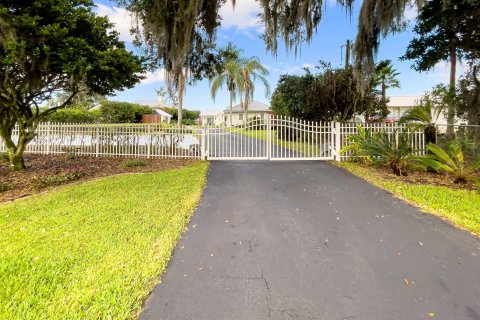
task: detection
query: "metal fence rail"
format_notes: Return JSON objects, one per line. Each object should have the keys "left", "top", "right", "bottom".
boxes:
{"left": 0, "top": 123, "right": 204, "bottom": 159}
{"left": 0, "top": 119, "right": 433, "bottom": 161}
{"left": 338, "top": 122, "right": 426, "bottom": 161}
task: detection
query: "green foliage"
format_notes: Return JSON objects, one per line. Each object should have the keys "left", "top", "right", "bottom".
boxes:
{"left": 44, "top": 107, "right": 101, "bottom": 123}
{"left": 0, "top": 152, "right": 8, "bottom": 162}
{"left": 402, "top": 0, "right": 479, "bottom": 72}
{"left": 271, "top": 63, "right": 388, "bottom": 122}
{"left": 0, "top": 162, "right": 208, "bottom": 319}
{"left": 340, "top": 125, "right": 374, "bottom": 164}
{"left": 0, "top": 0, "right": 145, "bottom": 170}
{"left": 31, "top": 171, "right": 86, "bottom": 189}
{"left": 415, "top": 142, "right": 480, "bottom": 184}
{"left": 0, "top": 182, "right": 11, "bottom": 193}
{"left": 99, "top": 101, "right": 154, "bottom": 123}
{"left": 122, "top": 159, "right": 146, "bottom": 168}
{"left": 373, "top": 59, "right": 400, "bottom": 99}
{"left": 160, "top": 107, "right": 200, "bottom": 125}
{"left": 343, "top": 127, "right": 416, "bottom": 176}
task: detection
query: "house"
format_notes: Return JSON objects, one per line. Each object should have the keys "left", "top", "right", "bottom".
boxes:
{"left": 199, "top": 109, "right": 223, "bottom": 126}
{"left": 387, "top": 95, "right": 457, "bottom": 126}
{"left": 387, "top": 96, "right": 422, "bottom": 119}
{"left": 219, "top": 100, "right": 273, "bottom": 126}
{"left": 133, "top": 96, "right": 173, "bottom": 123}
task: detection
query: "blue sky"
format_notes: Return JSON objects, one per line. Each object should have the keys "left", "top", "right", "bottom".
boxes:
{"left": 94, "top": 0, "right": 463, "bottom": 113}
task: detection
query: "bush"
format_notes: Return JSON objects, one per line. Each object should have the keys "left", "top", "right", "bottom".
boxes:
{"left": 0, "top": 182, "right": 11, "bottom": 193}
{"left": 160, "top": 107, "right": 200, "bottom": 125}
{"left": 31, "top": 171, "right": 86, "bottom": 189}
{"left": 99, "top": 101, "right": 155, "bottom": 123}
{"left": 122, "top": 159, "right": 146, "bottom": 168}
{"left": 343, "top": 127, "right": 416, "bottom": 176}
{"left": 415, "top": 142, "right": 480, "bottom": 184}
{"left": 44, "top": 107, "right": 101, "bottom": 123}
{"left": 1, "top": 152, "right": 8, "bottom": 162}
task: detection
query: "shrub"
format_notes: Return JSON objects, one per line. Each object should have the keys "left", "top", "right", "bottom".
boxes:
{"left": 1, "top": 152, "right": 8, "bottom": 162}
{"left": 0, "top": 182, "right": 12, "bottom": 193}
{"left": 414, "top": 142, "right": 480, "bottom": 184}
{"left": 122, "top": 159, "right": 146, "bottom": 168}
{"left": 366, "top": 132, "right": 415, "bottom": 176}
{"left": 99, "top": 101, "right": 155, "bottom": 123}
{"left": 340, "top": 125, "right": 374, "bottom": 164}
{"left": 343, "top": 128, "right": 416, "bottom": 176}
{"left": 44, "top": 107, "right": 101, "bottom": 123}
{"left": 31, "top": 171, "right": 86, "bottom": 189}
{"left": 160, "top": 107, "right": 200, "bottom": 124}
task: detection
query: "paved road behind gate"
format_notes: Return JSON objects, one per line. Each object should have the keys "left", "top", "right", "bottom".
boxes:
{"left": 141, "top": 161, "right": 480, "bottom": 320}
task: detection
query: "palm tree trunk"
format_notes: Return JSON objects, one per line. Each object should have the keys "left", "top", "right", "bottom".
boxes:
{"left": 382, "top": 80, "right": 386, "bottom": 100}
{"left": 177, "top": 74, "right": 184, "bottom": 128}
{"left": 243, "top": 92, "right": 248, "bottom": 125}
{"left": 229, "top": 91, "right": 233, "bottom": 127}
{"left": 446, "top": 45, "right": 456, "bottom": 136}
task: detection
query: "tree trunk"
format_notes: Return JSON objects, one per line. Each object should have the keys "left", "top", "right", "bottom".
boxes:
{"left": 243, "top": 93, "right": 248, "bottom": 125}
{"left": 229, "top": 91, "right": 233, "bottom": 127}
{"left": 424, "top": 125, "right": 437, "bottom": 145}
{"left": 0, "top": 122, "right": 32, "bottom": 171}
{"left": 446, "top": 45, "right": 456, "bottom": 136}
{"left": 382, "top": 80, "right": 386, "bottom": 100}
{"left": 177, "top": 73, "right": 184, "bottom": 127}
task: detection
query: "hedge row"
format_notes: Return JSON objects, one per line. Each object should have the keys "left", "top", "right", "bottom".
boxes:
{"left": 44, "top": 101, "right": 155, "bottom": 124}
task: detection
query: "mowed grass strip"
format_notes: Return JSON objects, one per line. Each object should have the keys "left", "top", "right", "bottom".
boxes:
{"left": 0, "top": 162, "right": 209, "bottom": 319}
{"left": 338, "top": 162, "right": 480, "bottom": 236}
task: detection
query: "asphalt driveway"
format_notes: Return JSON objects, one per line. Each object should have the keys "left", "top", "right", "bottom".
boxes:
{"left": 140, "top": 161, "right": 480, "bottom": 320}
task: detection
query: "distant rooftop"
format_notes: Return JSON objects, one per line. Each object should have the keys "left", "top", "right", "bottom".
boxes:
{"left": 227, "top": 100, "right": 271, "bottom": 113}
{"left": 387, "top": 96, "right": 422, "bottom": 107}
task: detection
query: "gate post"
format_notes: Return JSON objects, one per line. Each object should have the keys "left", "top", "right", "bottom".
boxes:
{"left": 267, "top": 113, "right": 271, "bottom": 160}
{"left": 201, "top": 123, "right": 207, "bottom": 160}
{"left": 333, "top": 122, "right": 341, "bottom": 161}
{"left": 46, "top": 121, "right": 51, "bottom": 155}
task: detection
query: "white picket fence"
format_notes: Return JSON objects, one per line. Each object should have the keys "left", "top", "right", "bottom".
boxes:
{"left": 0, "top": 120, "right": 426, "bottom": 161}
{"left": 0, "top": 123, "right": 205, "bottom": 159}
{"left": 338, "top": 122, "right": 426, "bottom": 161}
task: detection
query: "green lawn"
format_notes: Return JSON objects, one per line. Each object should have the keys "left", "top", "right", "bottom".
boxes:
{"left": 0, "top": 162, "right": 208, "bottom": 319}
{"left": 338, "top": 162, "right": 480, "bottom": 236}
{"left": 227, "top": 128, "right": 324, "bottom": 157}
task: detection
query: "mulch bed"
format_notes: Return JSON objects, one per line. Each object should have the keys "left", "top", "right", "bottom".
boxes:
{"left": 0, "top": 153, "right": 197, "bottom": 203}
{"left": 366, "top": 164, "right": 479, "bottom": 191}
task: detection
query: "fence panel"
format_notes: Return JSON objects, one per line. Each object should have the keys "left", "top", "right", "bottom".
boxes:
{"left": 0, "top": 122, "right": 203, "bottom": 159}
{"left": 338, "top": 122, "right": 426, "bottom": 161}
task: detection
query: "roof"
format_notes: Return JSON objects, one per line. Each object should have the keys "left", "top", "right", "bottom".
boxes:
{"left": 227, "top": 100, "right": 271, "bottom": 113}
{"left": 201, "top": 109, "right": 222, "bottom": 117}
{"left": 154, "top": 109, "right": 172, "bottom": 118}
{"left": 387, "top": 96, "right": 422, "bottom": 107}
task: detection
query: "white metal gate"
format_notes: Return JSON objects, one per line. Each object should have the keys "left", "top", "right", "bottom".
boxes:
{"left": 206, "top": 115, "right": 335, "bottom": 161}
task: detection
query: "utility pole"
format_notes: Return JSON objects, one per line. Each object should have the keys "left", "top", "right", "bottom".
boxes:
{"left": 345, "top": 39, "right": 351, "bottom": 69}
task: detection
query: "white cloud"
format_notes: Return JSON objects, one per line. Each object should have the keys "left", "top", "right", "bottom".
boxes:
{"left": 425, "top": 61, "right": 466, "bottom": 82}
{"left": 95, "top": 3, "right": 136, "bottom": 43}
{"left": 404, "top": 4, "right": 418, "bottom": 21}
{"left": 140, "top": 70, "right": 166, "bottom": 85}
{"left": 219, "top": 0, "right": 262, "bottom": 32}
{"left": 279, "top": 63, "right": 315, "bottom": 74}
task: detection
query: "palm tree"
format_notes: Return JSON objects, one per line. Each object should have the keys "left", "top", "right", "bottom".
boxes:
{"left": 400, "top": 97, "right": 444, "bottom": 145}
{"left": 210, "top": 45, "right": 243, "bottom": 127}
{"left": 238, "top": 57, "right": 271, "bottom": 123}
{"left": 374, "top": 60, "right": 401, "bottom": 100}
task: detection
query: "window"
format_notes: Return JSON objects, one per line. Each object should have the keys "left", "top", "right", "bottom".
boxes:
{"left": 239, "top": 114, "right": 243, "bottom": 120}
{"left": 261, "top": 113, "right": 264, "bottom": 119}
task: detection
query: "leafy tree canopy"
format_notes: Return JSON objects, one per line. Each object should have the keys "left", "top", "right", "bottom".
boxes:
{"left": 121, "top": 0, "right": 448, "bottom": 91}
{"left": 270, "top": 62, "right": 388, "bottom": 122}
{"left": 0, "top": 0, "right": 145, "bottom": 170}
{"left": 401, "top": 0, "right": 480, "bottom": 72}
